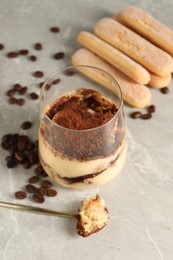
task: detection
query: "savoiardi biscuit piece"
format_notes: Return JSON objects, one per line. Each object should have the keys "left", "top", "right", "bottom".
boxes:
{"left": 77, "top": 194, "right": 109, "bottom": 237}
{"left": 148, "top": 72, "right": 172, "bottom": 88}
{"left": 77, "top": 31, "right": 150, "bottom": 84}
{"left": 94, "top": 18, "right": 173, "bottom": 76}
{"left": 115, "top": 5, "right": 173, "bottom": 57}
{"left": 71, "top": 48, "right": 151, "bottom": 108}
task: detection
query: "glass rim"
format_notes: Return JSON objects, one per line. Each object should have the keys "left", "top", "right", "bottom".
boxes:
{"left": 40, "top": 65, "right": 123, "bottom": 132}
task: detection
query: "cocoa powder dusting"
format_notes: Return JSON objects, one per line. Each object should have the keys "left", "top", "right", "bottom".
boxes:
{"left": 47, "top": 89, "right": 117, "bottom": 130}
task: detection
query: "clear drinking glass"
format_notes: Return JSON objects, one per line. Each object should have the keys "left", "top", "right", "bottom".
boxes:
{"left": 39, "top": 65, "right": 127, "bottom": 190}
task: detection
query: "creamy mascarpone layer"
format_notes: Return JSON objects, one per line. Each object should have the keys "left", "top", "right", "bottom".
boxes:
{"left": 39, "top": 129, "right": 127, "bottom": 189}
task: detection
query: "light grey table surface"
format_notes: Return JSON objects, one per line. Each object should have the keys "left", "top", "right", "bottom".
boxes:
{"left": 0, "top": 0, "right": 173, "bottom": 259}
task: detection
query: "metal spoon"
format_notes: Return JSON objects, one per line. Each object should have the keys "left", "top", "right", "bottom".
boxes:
{"left": 0, "top": 201, "right": 78, "bottom": 219}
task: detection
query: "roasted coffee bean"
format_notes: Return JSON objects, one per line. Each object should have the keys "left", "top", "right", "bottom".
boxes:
{"left": 17, "top": 98, "right": 25, "bottom": 106}
{"left": 34, "top": 165, "right": 47, "bottom": 177}
{"left": 27, "top": 142, "right": 35, "bottom": 151}
{"left": 33, "top": 71, "right": 44, "bottom": 78}
{"left": 18, "top": 140, "right": 28, "bottom": 150}
{"left": 53, "top": 52, "right": 64, "bottom": 60}
{"left": 7, "top": 159, "right": 17, "bottom": 168}
{"left": 34, "top": 43, "right": 42, "bottom": 50}
{"left": 11, "top": 134, "right": 19, "bottom": 145}
{"left": 28, "top": 151, "right": 39, "bottom": 165}
{"left": 29, "top": 55, "right": 37, "bottom": 61}
{"left": 8, "top": 97, "right": 17, "bottom": 104}
{"left": 51, "top": 78, "right": 60, "bottom": 85}
{"left": 15, "top": 191, "right": 27, "bottom": 199}
{"left": 26, "top": 184, "right": 38, "bottom": 193}
{"left": 19, "top": 135, "right": 29, "bottom": 143}
{"left": 32, "top": 192, "right": 45, "bottom": 203}
{"left": 50, "top": 27, "right": 60, "bottom": 33}
{"left": 41, "top": 170, "right": 48, "bottom": 178}
{"left": 6, "top": 89, "right": 15, "bottom": 97}
{"left": 15, "top": 151, "right": 26, "bottom": 163}
{"left": 45, "top": 84, "right": 51, "bottom": 91}
{"left": 5, "top": 155, "right": 14, "bottom": 162}
{"left": 2, "top": 134, "right": 12, "bottom": 143}
{"left": 34, "top": 148, "right": 38, "bottom": 155}
{"left": 18, "top": 141, "right": 27, "bottom": 151}
{"left": 22, "top": 160, "right": 32, "bottom": 169}
{"left": 34, "top": 140, "right": 38, "bottom": 148}
{"left": 29, "top": 92, "right": 39, "bottom": 100}
{"left": 130, "top": 111, "right": 142, "bottom": 119}
{"left": 64, "top": 69, "right": 75, "bottom": 76}
{"left": 9, "top": 144, "right": 18, "bottom": 154}
{"left": 13, "top": 83, "right": 22, "bottom": 91}
{"left": 37, "top": 187, "right": 46, "bottom": 196}
{"left": 41, "top": 180, "right": 52, "bottom": 189}
{"left": 7, "top": 52, "right": 18, "bottom": 58}
{"left": 19, "top": 49, "right": 29, "bottom": 55}
{"left": 39, "top": 82, "right": 44, "bottom": 88}
{"left": 1, "top": 141, "right": 11, "bottom": 150}
{"left": 141, "top": 113, "right": 152, "bottom": 120}
{"left": 21, "top": 121, "right": 33, "bottom": 130}
{"left": 18, "top": 139, "right": 28, "bottom": 150}
{"left": 35, "top": 165, "right": 47, "bottom": 177}
{"left": 34, "top": 166, "right": 42, "bottom": 176}
{"left": 28, "top": 176, "right": 40, "bottom": 184}
{"left": 148, "top": 105, "right": 156, "bottom": 113}
{"left": 19, "top": 86, "right": 28, "bottom": 95}
{"left": 46, "top": 188, "right": 57, "bottom": 197}
{"left": 160, "top": 87, "right": 169, "bottom": 94}
{"left": 0, "top": 43, "right": 4, "bottom": 50}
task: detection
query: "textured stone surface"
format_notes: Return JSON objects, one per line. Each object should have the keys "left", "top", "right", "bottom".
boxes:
{"left": 0, "top": 0, "right": 173, "bottom": 259}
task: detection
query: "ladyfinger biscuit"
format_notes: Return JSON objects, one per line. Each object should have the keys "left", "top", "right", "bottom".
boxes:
{"left": 77, "top": 31, "right": 150, "bottom": 84}
{"left": 148, "top": 73, "right": 171, "bottom": 88}
{"left": 116, "top": 6, "right": 173, "bottom": 56}
{"left": 94, "top": 18, "right": 173, "bottom": 76}
{"left": 71, "top": 48, "right": 151, "bottom": 108}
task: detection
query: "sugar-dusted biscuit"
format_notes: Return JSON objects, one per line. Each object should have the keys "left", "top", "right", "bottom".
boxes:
{"left": 148, "top": 73, "right": 172, "bottom": 88}
{"left": 94, "top": 18, "right": 173, "bottom": 76}
{"left": 116, "top": 5, "right": 173, "bottom": 57}
{"left": 77, "top": 31, "right": 150, "bottom": 84}
{"left": 71, "top": 48, "right": 151, "bottom": 108}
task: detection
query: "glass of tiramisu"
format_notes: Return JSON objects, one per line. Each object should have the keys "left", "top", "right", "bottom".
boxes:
{"left": 39, "top": 65, "right": 127, "bottom": 189}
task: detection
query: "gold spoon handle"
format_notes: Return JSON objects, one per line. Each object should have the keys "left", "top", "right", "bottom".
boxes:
{"left": 0, "top": 201, "right": 77, "bottom": 219}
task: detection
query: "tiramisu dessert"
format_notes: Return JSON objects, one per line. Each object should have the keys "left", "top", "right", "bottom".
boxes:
{"left": 39, "top": 87, "right": 127, "bottom": 189}
{"left": 77, "top": 194, "right": 109, "bottom": 237}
